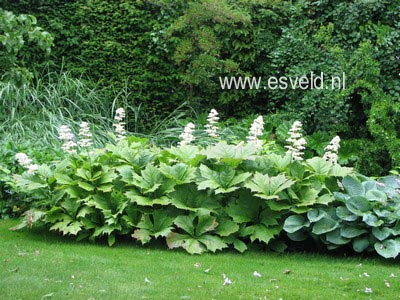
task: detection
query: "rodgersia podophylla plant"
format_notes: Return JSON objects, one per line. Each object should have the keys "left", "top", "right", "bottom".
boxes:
{"left": 113, "top": 107, "right": 126, "bottom": 142}
{"left": 15, "top": 153, "right": 39, "bottom": 175}
{"left": 246, "top": 115, "right": 264, "bottom": 149}
{"left": 285, "top": 120, "right": 306, "bottom": 161}
{"left": 205, "top": 109, "right": 219, "bottom": 138}
{"left": 77, "top": 121, "right": 93, "bottom": 148}
{"left": 323, "top": 136, "right": 340, "bottom": 164}
{"left": 179, "top": 122, "right": 195, "bottom": 146}
{"left": 58, "top": 125, "right": 77, "bottom": 154}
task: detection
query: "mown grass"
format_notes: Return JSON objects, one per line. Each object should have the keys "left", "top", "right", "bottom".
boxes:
{"left": 1, "top": 219, "right": 399, "bottom": 300}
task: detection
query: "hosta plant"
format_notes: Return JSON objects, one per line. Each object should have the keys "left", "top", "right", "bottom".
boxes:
{"left": 284, "top": 175, "right": 400, "bottom": 258}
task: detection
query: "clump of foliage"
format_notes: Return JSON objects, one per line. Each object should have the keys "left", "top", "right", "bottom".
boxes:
{"left": 0, "top": 9, "right": 53, "bottom": 86}
{"left": 284, "top": 175, "right": 400, "bottom": 259}
{"left": 13, "top": 112, "right": 354, "bottom": 255}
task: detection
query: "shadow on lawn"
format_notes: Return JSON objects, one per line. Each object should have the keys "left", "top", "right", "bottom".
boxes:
{"left": 4, "top": 220, "right": 399, "bottom": 264}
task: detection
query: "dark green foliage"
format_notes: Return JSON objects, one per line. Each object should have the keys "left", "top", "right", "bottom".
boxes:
{"left": 2, "top": 0, "right": 399, "bottom": 173}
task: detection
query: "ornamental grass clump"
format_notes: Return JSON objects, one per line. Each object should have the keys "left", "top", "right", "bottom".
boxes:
{"left": 246, "top": 116, "right": 264, "bottom": 149}
{"left": 285, "top": 121, "right": 306, "bottom": 161}
{"left": 179, "top": 122, "right": 195, "bottom": 146}
{"left": 323, "top": 136, "right": 340, "bottom": 164}
{"left": 205, "top": 109, "right": 219, "bottom": 138}
{"left": 113, "top": 107, "right": 126, "bottom": 142}
{"left": 58, "top": 125, "right": 77, "bottom": 154}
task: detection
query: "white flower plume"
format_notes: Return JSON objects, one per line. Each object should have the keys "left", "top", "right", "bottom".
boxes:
{"left": 179, "top": 122, "right": 195, "bottom": 146}
{"left": 77, "top": 121, "right": 93, "bottom": 148}
{"left": 113, "top": 107, "right": 126, "bottom": 142}
{"left": 205, "top": 109, "right": 219, "bottom": 138}
{"left": 58, "top": 125, "right": 77, "bottom": 154}
{"left": 285, "top": 120, "right": 306, "bottom": 161}
{"left": 15, "top": 153, "right": 39, "bottom": 175}
{"left": 247, "top": 115, "right": 264, "bottom": 150}
{"left": 323, "top": 135, "right": 340, "bottom": 164}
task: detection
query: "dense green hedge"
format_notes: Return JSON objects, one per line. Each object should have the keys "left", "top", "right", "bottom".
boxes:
{"left": 3, "top": 0, "right": 400, "bottom": 174}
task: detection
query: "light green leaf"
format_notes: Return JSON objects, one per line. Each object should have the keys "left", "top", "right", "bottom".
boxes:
{"left": 159, "top": 163, "right": 196, "bottom": 184}
{"left": 169, "top": 184, "right": 220, "bottom": 212}
{"left": 198, "top": 235, "right": 227, "bottom": 252}
{"left": 245, "top": 173, "right": 295, "bottom": 200}
{"left": 306, "top": 157, "right": 331, "bottom": 175}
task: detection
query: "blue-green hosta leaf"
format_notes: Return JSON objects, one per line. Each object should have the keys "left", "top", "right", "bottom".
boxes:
{"left": 312, "top": 217, "right": 338, "bottom": 235}
{"left": 241, "top": 224, "right": 281, "bottom": 244}
{"left": 345, "top": 196, "right": 372, "bottom": 216}
{"left": 374, "top": 239, "right": 400, "bottom": 259}
{"left": 307, "top": 208, "right": 327, "bottom": 223}
{"left": 362, "top": 213, "right": 384, "bottom": 227}
{"left": 365, "top": 190, "right": 387, "bottom": 202}
{"left": 197, "top": 164, "right": 251, "bottom": 194}
{"left": 352, "top": 236, "right": 370, "bottom": 253}
{"left": 284, "top": 215, "right": 310, "bottom": 233}
{"left": 342, "top": 176, "right": 365, "bottom": 196}
{"left": 126, "top": 190, "right": 171, "bottom": 206}
{"left": 159, "top": 163, "right": 196, "bottom": 184}
{"left": 287, "top": 230, "right": 308, "bottom": 242}
{"left": 372, "top": 227, "right": 392, "bottom": 241}
{"left": 197, "top": 235, "right": 228, "bottom": 252}
{"left": 169, "top": 184, "right": 220, "bottom": 212}
{"left": 131, "top": 164, "right": 163, "bottom": 193}
{"left": 203, "top": 142, "right": 257, "bottom": 166}
{"left": 326, "top": 229, "right": 351, "bottom": 245}
{"left": 50, "top": 220, "right": 82, "bottom": 235}
{"left": 340, "top": 225, "right": 367, "bottom": 239}
{"left": 306, "top": 157, "right": 331, "bottom": 175}
{"left": 245, "top": 173, "right": 295, "bottom": 200}
{"left": 164, "top": 145, "right": 205, "bottom": 166}
{"left": 336, "top": 206, "right": 358, "bottom": 221}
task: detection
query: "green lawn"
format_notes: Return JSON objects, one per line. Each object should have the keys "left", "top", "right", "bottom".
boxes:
{"left": 1, "top": 219, "right": 399, "bottom": 300}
